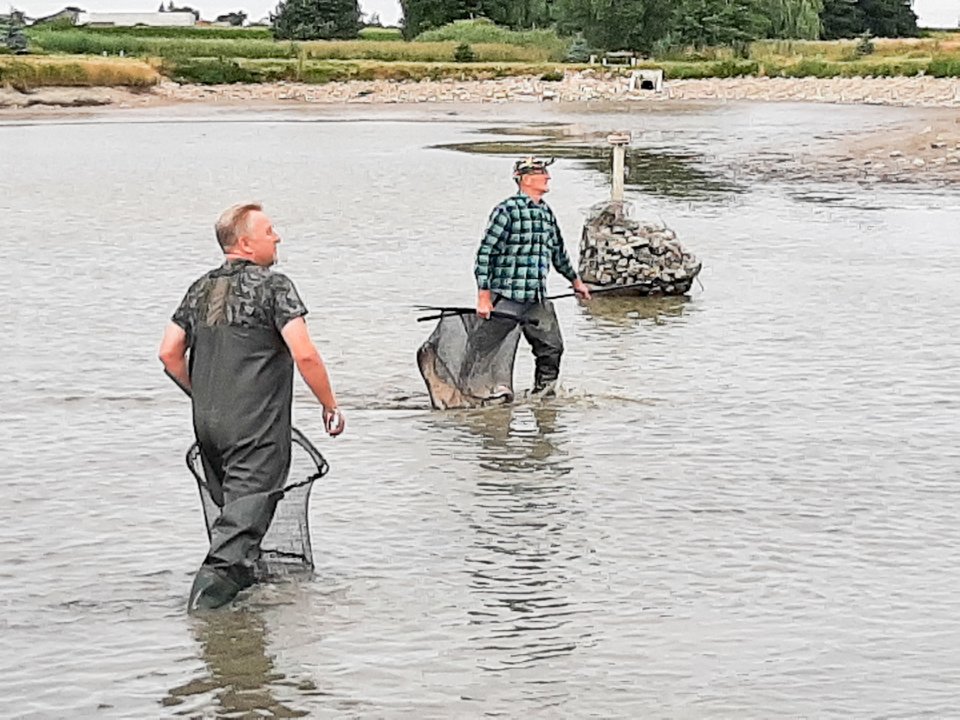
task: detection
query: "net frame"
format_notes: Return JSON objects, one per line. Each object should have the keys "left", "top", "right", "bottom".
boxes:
{"left": 185, "top": 428, "right": 329, "bottom": 578}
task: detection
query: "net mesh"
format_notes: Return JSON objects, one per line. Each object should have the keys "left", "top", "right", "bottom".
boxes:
{"left": 416, "top": 313, "right": 522, "bottom": 410}
{"left": 185, "top": 428, "right": 328, "bottom": 579}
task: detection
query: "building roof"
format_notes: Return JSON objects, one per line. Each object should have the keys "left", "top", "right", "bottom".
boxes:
{"left": 77, "top": 11, "right": 196, "bottom": 27}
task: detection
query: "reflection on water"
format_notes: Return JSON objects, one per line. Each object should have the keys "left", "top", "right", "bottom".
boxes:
{"left": 437, "top": 124, "right": 743, "bottom": 199}
{"left": 585, "top": 148, "right": 742, "bottom": 199}
{"left": 581, "top": 295, "right": 694, "bottom": 330}
{"left": 451, "top": 403, "right": 570, "bottom": 473}
{"left": 164, "top": 610, "right": 308, "bottom": 718}
{"left": 433, "top": 406, "right": 589, "bottom": 675}
{"left": 788, "top": 189, "right": 888, "bottom": 211}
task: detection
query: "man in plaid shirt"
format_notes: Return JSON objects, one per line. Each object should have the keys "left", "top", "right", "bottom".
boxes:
{"left": 473, "top": 157, "right": 591, "bottom": 395}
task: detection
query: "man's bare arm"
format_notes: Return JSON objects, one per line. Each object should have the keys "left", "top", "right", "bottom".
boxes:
{"left": 159, "top": 322, "right": 191, "bottom": 393}
{"left": 280, "top": 317, "right": 344, "bottom": 436}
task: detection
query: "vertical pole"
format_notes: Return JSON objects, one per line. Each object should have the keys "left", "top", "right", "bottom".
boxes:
{"left": 611, "top": 144, "right": 625, "bottom": 202}
{"left": 607, "top": 132, "right": 631, "bottom": 202}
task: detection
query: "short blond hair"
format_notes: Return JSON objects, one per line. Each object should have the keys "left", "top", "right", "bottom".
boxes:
{"left": 214, "top": 202, "right": 262, "bottom": 251}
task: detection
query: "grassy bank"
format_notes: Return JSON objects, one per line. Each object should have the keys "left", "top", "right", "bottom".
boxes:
{"left": 21, "top": 22, "right": 960, "bottom": 70}
{"left": 161, "top": 58, "right": 574, "bottom": 84}
{"left": 645, "top": 56, "right": 960, "bottom": 79}
{"left": 5, "top": 54, "right": 960, "bottom": 89}
{"left": 6, "top": 23, "right": 960, "bottom": 88}
{"left": 26, "top": 29, "right": 560, "bottom": 62}
{"left": 0, "top": 56, "right": 160, "bottom": 88}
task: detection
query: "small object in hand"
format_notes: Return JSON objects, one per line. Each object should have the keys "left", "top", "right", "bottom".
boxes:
{"left": 327, "top": 409, "right": 343, "bottom": 435}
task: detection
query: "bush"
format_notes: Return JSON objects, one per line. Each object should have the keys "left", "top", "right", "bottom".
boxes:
{"left": 856, "top": 32, "right": 875, "bottom": 57}
{"left": 565, "top": 35, "right": 591, "bottom": 63}
{"left": 453, "top": 42, "right": 475, "bottom": 63}
{"left": 776, "top": 58, "right": 835, "bottom": 77}
{"left": 653, "top": 59, "right": 759, "bottom": 80}
{"left": 712, "top": 59, "right": 759, "bottom": 77}
{"left": 416, "top": 19, "right": 567, "bottom": 55}
{"left": 927, "top": 55, "right": 960, "bottom": 77}
{"left": 164, "top": 57, "right": 260, "bottom": 83}
{"left": 540, "top": 69, "right": 564, "bottom": 81}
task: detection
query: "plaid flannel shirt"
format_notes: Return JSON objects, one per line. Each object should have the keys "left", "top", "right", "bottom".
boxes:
{"left": 474, "top": 193, "right": 578, "bottom": 303}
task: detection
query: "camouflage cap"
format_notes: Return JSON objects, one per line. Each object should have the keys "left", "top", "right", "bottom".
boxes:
{"left": 513, "top": 156, "right": 555, "bottom": 178}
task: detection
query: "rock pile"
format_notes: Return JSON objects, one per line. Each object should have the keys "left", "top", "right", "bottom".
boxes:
{"left": 578, "top": 201, "right": 701, "bottom": 295}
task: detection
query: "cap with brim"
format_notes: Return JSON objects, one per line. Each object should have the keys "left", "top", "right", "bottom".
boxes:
{"left": 513, "top": 156, "right": 556, "bottom": 177}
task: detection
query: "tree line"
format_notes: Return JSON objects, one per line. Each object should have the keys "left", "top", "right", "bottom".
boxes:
{"left": 270, "top": 0, "right": 919, "bottom": 46}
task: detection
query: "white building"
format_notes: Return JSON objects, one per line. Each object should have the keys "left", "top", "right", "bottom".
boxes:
{"left": 77, "top": 11, "right": 196, "bottom": 27}
{"left": 912, "top": 0, "right": 960, "bottom": 29}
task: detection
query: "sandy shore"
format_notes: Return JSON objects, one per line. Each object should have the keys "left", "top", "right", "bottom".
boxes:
{"left": 3, "top": 73, "right": 959, "bottom": 185}
{"left": 747, "top": 112, "right": 960, "bottom": 186}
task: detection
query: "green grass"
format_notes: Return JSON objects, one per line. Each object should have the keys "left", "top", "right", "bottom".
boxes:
{"left": 26, "top": 28, "right": 559, "bottom": 62}
{"left": 358, "top": 26, "right": 403, "bottom": 41}
{"left": 27, "top": 29, "right": 298, "bottom": 58}
{"left": 646, "top": 57, "right": 934, "bottom": 79}
{"left": 772, "top": 57, "right": 929, "bottom": 77}
{"left": 301, "top": 39, "right": 558, "bottom": 62}
{"left": 651, "top": 34, "right": 960, "bottom": 64}
{"left": 645, "top": 60, "right": 760, "bottom": 79}
{"left": 922, "top": 55, "right": 960, "bottom": 77}
{"left": 162, "top": 57, "right": 575, "bottom": 84}
{"left": 30, "top": 25, "right": 274, "bottom": 39}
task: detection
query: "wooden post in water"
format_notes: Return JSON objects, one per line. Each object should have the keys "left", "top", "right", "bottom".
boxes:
{"left": 607, "top": 132, "right": 631, "bottom": 202}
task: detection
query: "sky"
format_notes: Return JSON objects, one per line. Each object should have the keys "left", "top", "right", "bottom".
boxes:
{"left": 13, "top": 0, "right": 959, "bottom": 29}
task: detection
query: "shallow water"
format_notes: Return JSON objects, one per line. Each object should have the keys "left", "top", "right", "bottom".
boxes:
{"left": 2, "top": 100, "right": 959, "bottom": 718}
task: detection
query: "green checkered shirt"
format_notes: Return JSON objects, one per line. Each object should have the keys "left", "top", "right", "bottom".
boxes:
{"left": 474, "top": 193, "right": 578, "bottom": 303}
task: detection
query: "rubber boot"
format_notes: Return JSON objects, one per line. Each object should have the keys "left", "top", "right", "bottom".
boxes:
{"left": 188, "top": 565, "right": 241, "bottom": 612}
{"left": 531, "top": 368, "right": 558, "bottom": 398}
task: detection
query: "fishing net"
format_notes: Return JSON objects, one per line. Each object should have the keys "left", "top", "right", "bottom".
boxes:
{"left": 416, "top": 312, "right": 524, "bottom": 410}
{"left": 186, "top": 428, "right": 328, "bottom": 579}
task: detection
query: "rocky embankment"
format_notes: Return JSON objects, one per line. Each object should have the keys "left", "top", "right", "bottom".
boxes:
{"left": 5, "top": 72, "right": 957, "bottom": 109}
{"left": 149, "top": 73, "right": 960, "bottom": 107}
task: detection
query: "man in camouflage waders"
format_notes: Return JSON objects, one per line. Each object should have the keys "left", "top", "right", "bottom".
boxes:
{"left": 159, "top": 202, "right": 344, "bottom": 611}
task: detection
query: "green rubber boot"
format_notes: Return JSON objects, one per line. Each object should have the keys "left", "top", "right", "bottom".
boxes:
{"left": 188, "top": 566, "right": 241, "bottom": 612}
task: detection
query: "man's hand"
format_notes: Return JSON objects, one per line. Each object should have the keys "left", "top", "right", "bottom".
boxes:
{"left": 477, "top": 289, "right": 494, "bottom": 319}
{"left": 324, "top": 407, "right": 345, "bottom": 437}
{"left": 573, "top": 278, "right": 592, "bottom": 300}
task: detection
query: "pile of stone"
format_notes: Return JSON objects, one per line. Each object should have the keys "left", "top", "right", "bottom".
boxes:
{"left": 577, "top": 200, "right": 701, "bottom": 295}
